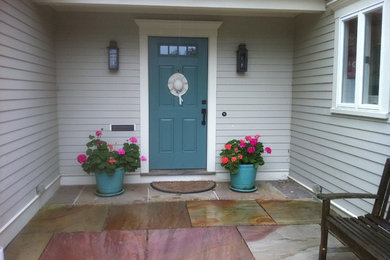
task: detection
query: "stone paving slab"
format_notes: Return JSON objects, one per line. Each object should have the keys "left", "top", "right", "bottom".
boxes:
{"left": 214, "top": 182, "right": 286, "bottom": 200}
{"left": 75, "top": 184, "right": 149, "bottom": 205}
{"left": 269, "top": 180, "right": 315, "bottom": 199}
{"left": 21, "top": 205, "right": 108, "bottom": 234}
{"left": 258, "top": 199, "right": 322, "bottom": 225}
{"left": 187, "top": 200, "right": 275, "bottom": 227}
{"left": 104, "top": 202, "right": 192, "bottom": 230}
{"left": 4, "top": 232, "right": 53, "bottom": 260}
{"left": 40, "top": 230, "right": 147, "bottom": 260}
{"left": 45, "top": 186, "right": 83, "bottom": 206}
{"left": 238, "top": 224, "right": 358, "bottom": 260}
{"left": 148, "top": 227, "right": 254, "bottom": 260}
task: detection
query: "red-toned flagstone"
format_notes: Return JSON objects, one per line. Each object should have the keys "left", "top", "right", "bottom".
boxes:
{"left": 39, "top": 230, "right": 147, "bottom": 260}
{"left": 147, "top": 227, "right": 254, "bottom": 260}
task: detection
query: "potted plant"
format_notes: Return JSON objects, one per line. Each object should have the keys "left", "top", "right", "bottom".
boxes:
{"left": 220, "top": 135, "right": 271, "bottom": 192}
{"left": 77, "top": 130, "right": 146, "bottom": 197}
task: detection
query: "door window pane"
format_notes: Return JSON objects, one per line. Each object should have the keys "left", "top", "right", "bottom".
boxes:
{"left": 341, "top": 18, "right": 357, "bottom": 103}
{"left": 187, "top": 46, "right": 197, "bottom": 56}
{"left": 179, "top": 46, "right": 187, "bottom": 55}
{"left": 362, "top": 8, "right": 382, "bottom": 105}
{"left": 169, "top": 45, "right": 178, "bottom": 55}
{"left": 160, "top": 45, "right": 169, "bottom": 55}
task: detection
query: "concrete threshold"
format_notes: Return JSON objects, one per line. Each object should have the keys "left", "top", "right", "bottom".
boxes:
{"left": 142, "top": 169, "right": 216, "bottom": 176}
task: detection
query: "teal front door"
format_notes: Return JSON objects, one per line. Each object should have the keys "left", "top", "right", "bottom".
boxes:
{"left": 149, "top": 37, "right": 208, "bottom": 169}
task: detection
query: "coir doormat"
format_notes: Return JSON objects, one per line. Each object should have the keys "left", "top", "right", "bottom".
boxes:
{"left": 151, "top": 181, "right": 216, "bottom": 194}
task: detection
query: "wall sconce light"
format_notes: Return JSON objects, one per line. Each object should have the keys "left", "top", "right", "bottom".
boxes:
{"left": 107, "top": 40, "right": 119, "bottom": 71}
{"left": 236, "top": 44, "right": 248, "bottom": 73}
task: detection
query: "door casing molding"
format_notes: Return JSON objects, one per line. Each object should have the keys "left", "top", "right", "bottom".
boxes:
{"left": 135, "top": 19, "right": 222, "bottom": 173}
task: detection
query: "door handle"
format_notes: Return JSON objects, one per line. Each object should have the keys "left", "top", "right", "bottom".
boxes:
{"left": 201, "top": 108, "right": 207, "bottom": 125}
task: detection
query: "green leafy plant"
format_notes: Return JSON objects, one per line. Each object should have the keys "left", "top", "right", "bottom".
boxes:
{"left": 77, "top": 130, "right": 146, "bottom": 175}
{"left": 220, "top": 135, "right": 271, "bottom": 174}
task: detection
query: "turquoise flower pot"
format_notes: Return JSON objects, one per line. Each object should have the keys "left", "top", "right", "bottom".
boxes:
{"left": 230, "top": 164, "right": 258, "bottom": 192}
{"left": 95, "top": 168, "right": 125, "bottom": 197}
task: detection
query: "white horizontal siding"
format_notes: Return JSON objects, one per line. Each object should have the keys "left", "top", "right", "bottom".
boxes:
{"left": 291, "top": 10, "right": 390, "bottom": 216}
{"left": 0, "top": 0, "right": 59, "bottom": 246}
{"left": 216, "top": 16, "right": 293, "bottom": 175}
{"left": 56, "top": 12, "right": 141, "bottom": 177}
{"left": 57, "top": 14, "right": 292, "bottom": 180}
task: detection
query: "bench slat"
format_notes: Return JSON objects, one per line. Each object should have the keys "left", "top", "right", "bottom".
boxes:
{"left": 350, "top": 218, "right": 390, "bottom": 251}
{"left": 337, "top": 217, "right": 389, "bottom": 255}
{"left": 358, "top": 215, "right": 390, "bottom": 239}
{"left": 319, "top": 159, "right": 390, "bottom": 260}
{"left": 329, "top": 216, "right": 389, "bottom": 259}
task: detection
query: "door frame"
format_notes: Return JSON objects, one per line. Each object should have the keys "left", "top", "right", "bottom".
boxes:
{"left": 135, "top": 19, "right": 222, "bottom": 173}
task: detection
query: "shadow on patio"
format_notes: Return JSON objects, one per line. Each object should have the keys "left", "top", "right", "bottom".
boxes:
{"left": 5, "top": 180, "right": 357, "bottom": 260}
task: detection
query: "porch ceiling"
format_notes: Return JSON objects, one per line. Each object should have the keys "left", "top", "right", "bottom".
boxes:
{"left": 33, "top": 0, "right": 325, "bottom": 17}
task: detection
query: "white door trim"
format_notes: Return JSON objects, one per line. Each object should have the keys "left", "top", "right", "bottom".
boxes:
{"left": 135, "top": 19, "right": 222, "bottom": 173}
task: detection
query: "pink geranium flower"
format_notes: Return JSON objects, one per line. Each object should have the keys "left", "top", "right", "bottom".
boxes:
{"left": 225, "top": 144, "right": 232, "bottom": 150}
{"left": 231, "top": 157, "right": 237, "bottom": 162}
{"left": 221, "top": 157, "right": 229, "bottom": 164}
{"left": 250, "top": 139, "right": 258, "bottom": 146}
{"left": 140, "top": 156, "right": 147, "bottom": 161}
{"left": 245, "top": 136, "right": 252, "bottom": 141}
{"left": 108, "top": 144, "right": 114, "bottom": 151}
{"left": 248, "top": 147, "right": 256, "bottom": 154}
{"left": 77, "top": 154, "right": 87, "bottom": 163}
{"left": 239, "top": 142, "right": 246, "bottom": 148}
{"left": 265, "top": 147, "right": 272, "bottom": 154}
{"left": 96, "top": 130, "right": 102, "bottom": 136}
{"left": 130, "top": 137, "right": 137, "bottom": 143}
{"left": 118, "top": 149, "right": 125, "bottom": 155}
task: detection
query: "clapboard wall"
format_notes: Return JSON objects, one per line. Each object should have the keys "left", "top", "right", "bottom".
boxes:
{"left": 291, "top": 10, "right": 390, "bottom": 216}
{"left": 56, "top": 14, "right": 293, "bottom": 181}
{"left": 215, "top": 16, "right": 293, "bottom": 177}
{"left": 56, "top": 12, "right": 141, "bottom": 180}
{"left": 0, "top": 0, "right": 59, "bottom": 246}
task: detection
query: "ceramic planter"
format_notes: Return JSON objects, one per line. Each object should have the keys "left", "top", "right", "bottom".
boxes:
{"left": 95, "top": 168, "right": 125, "bottom": 197}
{"left": 230, "top": 164, "right": 258, "bottom": 192}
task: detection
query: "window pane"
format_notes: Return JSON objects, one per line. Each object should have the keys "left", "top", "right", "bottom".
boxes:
{"left": 169, "top": 46, "right": 178, "bottom": 55}
{"left": 160, "top": 45, "right": 168, "bottom": 55}
{"left": 362, "top": 8, "right": 382, "bottom": 105}
{"left": 341, "top": 18, "right": 357, "bottom": 103}
{"left": 179, "top": 46, "right": 187, "bottom": 55}
{"left": 187, "top": 46, "right": 197, "bottom": 56}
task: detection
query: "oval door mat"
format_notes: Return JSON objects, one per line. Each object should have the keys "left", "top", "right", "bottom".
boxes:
{"left": 151, "top": 181, "right": 216, "bottom": 194}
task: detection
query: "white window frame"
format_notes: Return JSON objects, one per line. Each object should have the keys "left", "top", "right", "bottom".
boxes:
{"left": 331, "top": 0, "right": 390, "bottom": 119}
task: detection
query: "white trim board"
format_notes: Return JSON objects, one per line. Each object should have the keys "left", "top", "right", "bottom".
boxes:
{"left": 0, "top": 176, "right": 60, "bottom": 247}
{"left": 135, "top": 19, "right": 222, "bottom": 174}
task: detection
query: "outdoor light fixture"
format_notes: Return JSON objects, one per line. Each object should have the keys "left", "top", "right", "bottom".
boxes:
{"left": 107, "top": 40, "right": 119, "bottom": 71}
{"left": 236, "top": 44, "right": 248, "bottom": 73}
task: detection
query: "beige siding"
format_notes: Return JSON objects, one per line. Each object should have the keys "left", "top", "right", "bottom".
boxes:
{"left": 291, "top": 10, "right": 390, "bottom": 215}
{"left": 216, "top": 17, "right": 293, "bottom": 174}
{"left": 56, "top": 13, "right": 140, "bottom": 177}
{"left": 57, "top": 14, "right": 293, "bottom": 179}
{"left": 0, "top": 0, "right": 58, "bottom": 244}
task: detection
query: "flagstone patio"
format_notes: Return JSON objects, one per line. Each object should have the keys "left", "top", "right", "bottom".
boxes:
{"left": 5, "top": 180, "right": 358, "bottom": 260}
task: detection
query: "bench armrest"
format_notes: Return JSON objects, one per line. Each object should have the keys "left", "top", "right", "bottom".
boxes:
{"left": 317, "top": 193, "right": 377, "bottom": 201}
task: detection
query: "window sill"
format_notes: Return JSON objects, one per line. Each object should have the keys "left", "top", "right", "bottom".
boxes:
{"left": 330, "top": 108, "right": 389, "bottom": 119}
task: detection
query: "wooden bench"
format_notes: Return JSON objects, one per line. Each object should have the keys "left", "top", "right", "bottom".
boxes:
{"left": 317, "top": 158, "right": 390, "bottom": 260}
